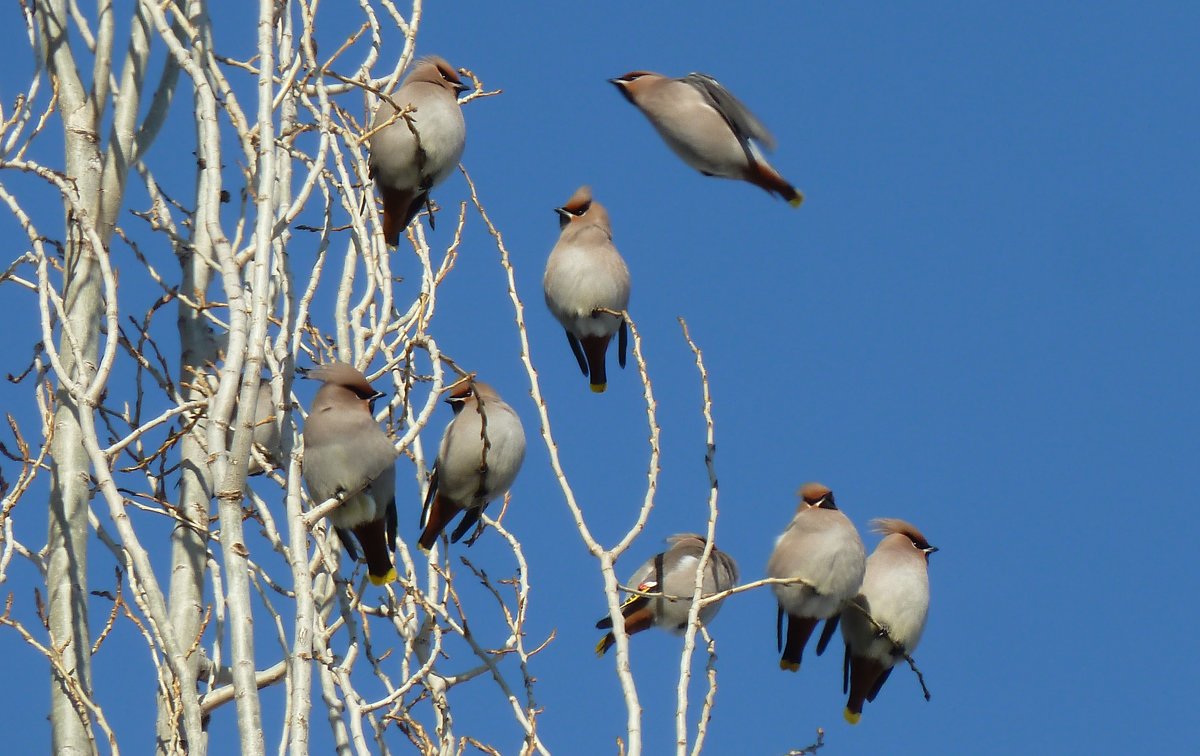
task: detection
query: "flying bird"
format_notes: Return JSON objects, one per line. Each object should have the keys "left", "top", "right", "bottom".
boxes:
{"left": 611, "top": 70, "right": 803, "bottom": 206}
{"left": 300, "top": 363, "right": 398, "bottom": 585}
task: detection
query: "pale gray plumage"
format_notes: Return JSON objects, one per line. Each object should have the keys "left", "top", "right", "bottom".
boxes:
{"left": 840, "top": 518, "right": 936, "bottom": 724}
{"left": 217, "top": 376, "right": 282, "bottom": 476}
{"left": 243, "top": 380, "right": 282, "bottom": 475}
{"left": 419, "top": 380, "right": 526, "bottom": 551}
{"left": 543, "top": 185, "right": 632, "bottom": 393}
{"left": 368, "top": 56, "right": 468, "bottom": 244}
{"left": 301, "top": 363, "right": 399, "bottom": 585}
{"left": 610, "top": 71, "right": 803, "bottom": 206}
{"left": 594, "top": 534, "right": 739, "bottom": 655}
{"left": 767, "top": 483, "right": 866, "bottom": 672}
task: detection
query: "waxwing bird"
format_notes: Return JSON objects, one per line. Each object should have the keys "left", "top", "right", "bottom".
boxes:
{"left": 239, "top": 379, "right": 282, "bottom": 476}
{"left": 543, "top": 186, "right": 632, "bottom": 393}
{"left": 610, "top": 71, "right": 803, "bottom": 206}
{"left": 595, "top": 534, "right": 739, "bottom": 656}
{"left": 419, "top": 379, "right": 526, "bottom": 551}
{"left": 840, "top": 518, "right": 937, "bottom": 724}
{"left": 767, "top": 483, "right": 866, "bottom": 672}
{"left": 300, "top": 363, "right": 399, "bottom": 585}
{"left": 213, "top": 375, "right": 282, "bottom": 476}
{"left": 368, "top": 55, "right": 468, "bottom": 244}
{"left": 246, "top": 380, "right": 282, "bottom": 475}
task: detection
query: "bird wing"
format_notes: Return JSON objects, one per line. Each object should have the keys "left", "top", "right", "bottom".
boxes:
{"left": 449, "top": 504, "right": 484, "bottom": 544}
{"left": 682, "top": 73, "right": 776, "bottom": 151}
{"left": 420, "top": 464, "right": 440, "bottom": 528}
{"left": 386, "top": 497, "right": 397, "bottom": 549}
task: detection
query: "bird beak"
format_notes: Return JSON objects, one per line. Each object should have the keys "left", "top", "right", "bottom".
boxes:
{"left": 608, "top": 78, "right": 635, "bottom": 104}
{"left": 454, "top": 82, "right": 470, "bottom": 96}
{"left": 924, "top": 546, "right": 939, "bottom": 556}
{"left": 554, "top": 206, "right": 572, "bottom": 229}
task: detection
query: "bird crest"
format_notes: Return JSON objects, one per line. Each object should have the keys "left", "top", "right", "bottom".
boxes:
{"left": 797, "top": 482, "right": 834, "bottom": 509}
{"left": 871, "top": 518, "right": 934, "bottom": 551}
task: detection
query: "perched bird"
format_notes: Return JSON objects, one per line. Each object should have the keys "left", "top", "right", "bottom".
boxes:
{"left": 543, "top": 186, "right": 631, "bottom": 393}
{"left": 767, "top": 483, "right": 866, "bottom": 672}
{"left": 300, "top": 363, "right": 399, "bottom": 585}
{"left": 840, "top": 518, "right": 937, "bottom": 724}
{"left": 211, "top": 374, "right": 282, "bottom": 476}
{"left": 419, "top": 379, "right": 526, "bottom": 551}
{"left": 367, "top": 55, "right": 468, "bottom": 244}
{"left": 595, "top": 534, "right": 739, "bottom": 656}
{"left": 610, "top": 70, "right": 803, "bottom": 206}
{"left": 235, "top": 379, "right": 282, "bottom": 476}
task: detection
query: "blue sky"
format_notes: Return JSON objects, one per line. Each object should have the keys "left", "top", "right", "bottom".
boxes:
{"left": 2, "top": 2, "right": 1197, "bottom": 753}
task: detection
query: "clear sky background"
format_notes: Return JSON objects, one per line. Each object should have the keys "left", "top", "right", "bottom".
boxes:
{"left": 1, "top": 2, "right": 1197, "bottom": 754}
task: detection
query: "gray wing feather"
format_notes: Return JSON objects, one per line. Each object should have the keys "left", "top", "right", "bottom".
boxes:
{"left": 682, "top": 73, "right": 776, "bottom": 151}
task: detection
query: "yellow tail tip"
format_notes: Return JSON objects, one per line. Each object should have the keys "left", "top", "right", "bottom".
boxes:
{"left": 590, "top": 383, "right": 606, "bottom": 394}
{"left": 594, "top": 637, "right": 610, "bottom": 657}
{"left": 789, "top": 193, "right": 805, "bottom": 208}
{"left": 843, "top": 708, "right": 861, "bottom": 725}
{"left": 779, "top": 660, "right": 800, "bottom": 672}
{"left": 368, "top": 567, "right": 398, "bottom": 586}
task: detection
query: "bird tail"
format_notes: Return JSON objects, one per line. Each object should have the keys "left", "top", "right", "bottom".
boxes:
{"left": 779, "top": 614, "right": 819, "bottom": 672}
{"left": 845, "top": 653, "right": 889, "bottom": 724}
{"left": 368, "top": 567, "right": 398, "bottom": 586}
{"left": 594, "top": 603, "right": 655, "bottom": 656}
{"left": 581, "top": 334, "right": 613, "bottom": 393}
{"left": 353, "top": 520, "right": 397, "bottom": 585}
{"left": 418, "top": 493, "right": 458, "bottom": 552}
{"left": 749, "top": 162, "right": 804, "bottom": 207}
{"left": 594, "top": 633, "right": 616, "bottom": 657}
{"left": 378, "top": 185, "right": 423, "bottom": 245}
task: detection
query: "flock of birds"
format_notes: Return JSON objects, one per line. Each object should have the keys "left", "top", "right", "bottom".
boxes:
{"left": 275, "top": 55, "right": 936, "bottom": 727}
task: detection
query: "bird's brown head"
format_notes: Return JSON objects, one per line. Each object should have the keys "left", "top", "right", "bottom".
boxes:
{"left": 302, "top": 363, "right": 385, "bottom": 410}
{"left": 445, "top": 378, "right": 497, "bottom": 415}
{"left": 608, "top": 71, "right": 660, "bottom": 104}
{"left": 797, "top": 482, "right": 836, "bottom": 510}
{"left": 872, "top": 518, "right": 938, "bottom": 560}
{"left": 411, "top": 55, "right": 469, "bottom": 96}
{"left": 555, "top": 185, "right": 611, "bottom": 233}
